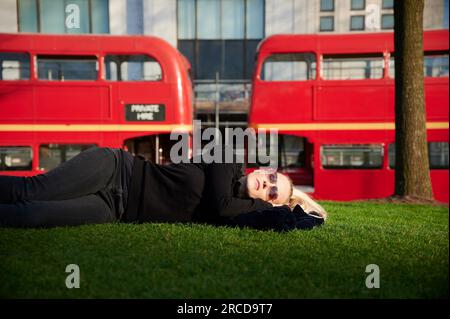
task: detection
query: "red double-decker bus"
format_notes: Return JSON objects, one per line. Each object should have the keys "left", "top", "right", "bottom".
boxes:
{"left": 249, "top": 30, "right": 449, "bottom": 202}
{"left": 0, "top": 33, "right": 193, "bottom": 176}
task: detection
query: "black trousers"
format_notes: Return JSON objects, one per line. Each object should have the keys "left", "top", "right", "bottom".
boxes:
{"left": 0, "top": 146, "right": 133, "bottom": 228}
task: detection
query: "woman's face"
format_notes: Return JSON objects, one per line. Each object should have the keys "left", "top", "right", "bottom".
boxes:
{"left": 244, "top": 170, "right": 292, "bottom": 205}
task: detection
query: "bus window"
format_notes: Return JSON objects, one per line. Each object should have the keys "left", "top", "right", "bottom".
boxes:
{"left": 124, "top": 134, "right": 181, "bottom": 164}
{"left": 0, "top": 146, "right": 32, "bottom": 171}
{"left": 261, "top": 53, "right": 316, "bottom": 81}
{"left": 39, "top": 144, "right": 96, "bottom": 171}
{"left": 104, "top": 55, "right": 162, "bottom": 81}
{"left": 37, "top": 55, "right": 98, "bottom": 81}
{"left": 424, "top": 54, "right": 449, "bottom": 77}
{"left": 389, "top": 142, "right": 449, "bottom": 169}
{"left": 430, "top": 142, "right": 449, "bottom": 168}
{"left": 0, "top": 53, "right": 30, "bottom": 80}
{"left": 321, "top": 144, "right": 383, "bottom": 169}
{"left": 389, "top": 52, "right": 449, "bottom": 78}
{"left": 321, "top": 54, "right": 384, "bottom": 80}
{"left": 279, "top": 135, "right": 306, "bottom": 169}
{"left": 246, "top": 132, "right": 279, "bottom": 168}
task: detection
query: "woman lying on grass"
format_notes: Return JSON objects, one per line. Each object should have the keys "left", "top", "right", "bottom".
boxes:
{"left": 0, "top": 146, "right": 327, "bottom": 228}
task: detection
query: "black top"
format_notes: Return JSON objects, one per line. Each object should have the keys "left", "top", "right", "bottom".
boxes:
{"left": 122, "top": 156, "right": 272, "bottom": 224}
{"left": 110, "top": 148, "right": 134, "bottom": 218}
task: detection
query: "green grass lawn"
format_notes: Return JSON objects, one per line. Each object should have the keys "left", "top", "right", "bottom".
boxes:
{"left": 0, "top": 201, "right": 448, "bottom": 299}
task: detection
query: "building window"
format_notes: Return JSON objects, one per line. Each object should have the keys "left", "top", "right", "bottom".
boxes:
{"left": 381, "top": 14, "right": 394, "bottom": 29}
{"left": 0, "top": 146, "right": 32, "bottom": 171}
{"left": 445, "top": 0, "right": 449, "bottom": 29}
{"left": 17, "top": 0, "right": 109, "bottom": 34}
{"left": 320, "top": 16, "right": 334, "bottom": 31}
{"left": 322, "top": 54, "right": 384, "bottom": 80}
{"left": 320, "top": 0, "right": 334, "bottom": 12}
{"left": 382, "top": 0, "right": 394, "bottom": 9}
{"left": 389, "top": 142, "right": 449, "bottom": 169}
{"left": 0, "top": 53, "right": 30, "bottom": 80}
{"left": 321, "top": 145, "right": 383, "bottom": 169}
{"left": 104, "top": 55, "right": 163, "bottom": 81}
{"left": 261, "top": 53, "right": 316, "bottom": 81}
{"left": 350, "top": 15, "right": 365, "bottom": 30}
{"left": 351, "top": 0, "right": 365, "bottom": 10}
{"left": 177, "top": 0, "right": 264, "bottom": 80}
{"left": 37, "top": 55, "right": 98, "bottom": 81}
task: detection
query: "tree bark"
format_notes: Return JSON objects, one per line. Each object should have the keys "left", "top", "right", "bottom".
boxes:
{"left": 394, "top": 0, "right": 433, "bottom": 200}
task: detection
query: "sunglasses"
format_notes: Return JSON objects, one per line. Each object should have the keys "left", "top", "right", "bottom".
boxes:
{"left": 268, "top": 185, "right": 278, "bottom": 201}
{"left": 267, "top": 173, "right": 278, "bottom": 201}
{"left": 267, "top": 172, "right": 277, "bottom": 184}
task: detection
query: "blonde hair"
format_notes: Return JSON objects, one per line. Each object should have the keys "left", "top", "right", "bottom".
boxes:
{"left": 288, "top": 188, "right": 328, "bottom": 220}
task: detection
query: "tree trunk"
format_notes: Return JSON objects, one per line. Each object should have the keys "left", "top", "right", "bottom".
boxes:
{"left": 394, "top": 0, "right": 433, "bottom": 200}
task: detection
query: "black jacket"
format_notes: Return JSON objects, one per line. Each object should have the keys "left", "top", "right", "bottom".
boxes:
{"left": 122, "top": 156, "right": 272, "bottom": 223}
{"left": 224, "top": 204, "right": 325, "bottom": 232}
